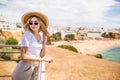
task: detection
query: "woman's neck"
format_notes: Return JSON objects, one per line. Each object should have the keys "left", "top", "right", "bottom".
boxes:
{"left": 32, "top": 31, "right": 41, "bottom": 41}
{"left": 33, "top": 32, "right": 39, "bottom": 35}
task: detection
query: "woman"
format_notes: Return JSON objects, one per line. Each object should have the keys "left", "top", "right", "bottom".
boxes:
{"left": 12, "top": 12, "right": 52, "bottom": 80}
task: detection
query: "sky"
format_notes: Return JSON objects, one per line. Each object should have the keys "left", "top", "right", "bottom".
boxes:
{"left": 0, "top": 0, "right": 120, "bottom": 28}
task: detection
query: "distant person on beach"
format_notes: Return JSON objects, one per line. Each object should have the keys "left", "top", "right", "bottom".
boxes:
{"left": 12, "top": 12, "right": 52, "bottom": 80}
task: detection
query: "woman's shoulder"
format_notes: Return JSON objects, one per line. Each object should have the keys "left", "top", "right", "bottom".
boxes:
{"left": 23, "top": 30, "right": 32, "bottom": 36}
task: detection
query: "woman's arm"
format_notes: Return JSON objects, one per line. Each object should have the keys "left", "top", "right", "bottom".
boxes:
{"left": 21, "top": 47, "right": 43, "bottom": 62}
{"left": 40, "top": 34, "right": 46, "bottom": 58}
{"left": 40, "top": 45, "right": 46, "bottom": 58}
{"left": 21, "top": 47, "right": 52, "bottom": 63}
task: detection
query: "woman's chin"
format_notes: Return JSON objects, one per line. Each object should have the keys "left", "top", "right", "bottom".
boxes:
{"left": 31, "top": 29, "right": 39, "bottom": 32}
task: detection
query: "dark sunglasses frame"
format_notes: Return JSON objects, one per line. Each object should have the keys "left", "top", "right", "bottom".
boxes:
{"left": 28, "top": 21, "right": 39, "bottom": 26}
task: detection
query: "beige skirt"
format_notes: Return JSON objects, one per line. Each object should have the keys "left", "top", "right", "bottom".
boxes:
{"left": 12, "top": 60, "right": 39, "bottom": 80}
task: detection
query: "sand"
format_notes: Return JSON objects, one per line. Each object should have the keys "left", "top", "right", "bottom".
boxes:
{"left": 50, "top": 40, "right": 120, "bottom": 54}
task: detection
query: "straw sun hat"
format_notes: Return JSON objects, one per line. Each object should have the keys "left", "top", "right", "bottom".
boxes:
{"left": 21, "top": 12, "right": 49, "bottom": 27}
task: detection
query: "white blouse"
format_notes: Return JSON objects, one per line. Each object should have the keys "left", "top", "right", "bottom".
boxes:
{"left": 20, "top": 30, "right": 44, "bottom": 58}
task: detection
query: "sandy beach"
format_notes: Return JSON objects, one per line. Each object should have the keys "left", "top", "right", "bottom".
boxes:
{"left": 50, "top": 40, "right": 120, "bottom": 54}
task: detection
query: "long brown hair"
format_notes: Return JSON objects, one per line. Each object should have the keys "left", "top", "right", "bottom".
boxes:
{"left": 23, "top": 16, "right": 49, "bottom": 36}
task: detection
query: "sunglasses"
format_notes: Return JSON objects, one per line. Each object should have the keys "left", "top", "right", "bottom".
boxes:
{"left": 28, "top": 21, "right": 39, "bottom": 26}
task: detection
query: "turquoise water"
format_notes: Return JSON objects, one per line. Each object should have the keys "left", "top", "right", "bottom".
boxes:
{"left": 100, "top": 46, "right": 120, "bottom": 63}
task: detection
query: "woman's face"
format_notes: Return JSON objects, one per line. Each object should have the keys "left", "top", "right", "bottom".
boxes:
{"left": 28, "top": 17, "right": 40, "bottom": 32}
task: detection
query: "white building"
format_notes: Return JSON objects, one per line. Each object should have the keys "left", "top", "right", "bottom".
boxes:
{"left": 0, "top": 15, "right": 16, "bottom": 30}
{"left": 48, "top": 26, "right": 76, "bottom": 39}
{"left": 87, "top": 31, "right": 102, "bottom": 39}
{"left": 87, "top": 27, "right": 104, "bottom": 39}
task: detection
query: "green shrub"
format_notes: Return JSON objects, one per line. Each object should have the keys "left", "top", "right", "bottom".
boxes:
{"left": 46, "top": 36, "right": 52, "bottom": 45}
{"left": 64, "top": 34, "right": 75, "bottom": 41}
{"left": 93, "top": 54, "right": 102, "bottom": 58}
{"left": 50, "top": 32, "right": 62, "bottom": 42}
{"left": 5, "top": 37, "right": 18, "bottom": 45}
{"left": 5, "top": 37, "right": 18, "bottom": 49}
{"left": 0, "top": 47, "right": 13, "bottom": 60}
{"left": 1, "top": 53, "right": 13, "bottom": 60}
{"left": 0, "top": 48, "right": 20, "bottom": 61}
{"left": 58, "top": 45, "right": 78, "bottom": 53}
{"left": 0, "top": 53, "right": 21, "bottom": 61}
{"left": 87, "top": 53, "right": 102, "bottom": 58}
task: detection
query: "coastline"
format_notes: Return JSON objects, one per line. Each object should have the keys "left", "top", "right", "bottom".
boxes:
{"left": 50, "top": 40, "right": 120, "bottom": 55}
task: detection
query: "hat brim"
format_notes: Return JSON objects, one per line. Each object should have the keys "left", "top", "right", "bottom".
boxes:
{"left": 21, "top": 12, "right": 49, "bottom": 27}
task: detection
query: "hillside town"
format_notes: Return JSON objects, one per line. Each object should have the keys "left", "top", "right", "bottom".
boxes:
{"left": 0, "top": 15, "right": 120, "bottom": 40}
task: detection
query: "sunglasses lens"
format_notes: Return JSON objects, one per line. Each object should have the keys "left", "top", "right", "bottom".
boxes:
{"left": 34, "top": 22, "right": 38, "bottom": 25}
{"left": 29, "top": 22, "right": 33, "bottom": 25}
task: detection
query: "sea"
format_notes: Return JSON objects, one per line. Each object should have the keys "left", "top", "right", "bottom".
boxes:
{"left": 99, "top": 46, "right": 120, "bottom": 63}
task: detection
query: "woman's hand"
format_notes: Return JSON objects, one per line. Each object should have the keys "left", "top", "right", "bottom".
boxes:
{"left": 44, "top": 57, "right": 53, "bottom": 63}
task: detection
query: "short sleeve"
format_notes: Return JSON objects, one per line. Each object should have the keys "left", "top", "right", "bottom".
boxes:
{"left": 20, "top": 31, "right": 32, "bottom": 47}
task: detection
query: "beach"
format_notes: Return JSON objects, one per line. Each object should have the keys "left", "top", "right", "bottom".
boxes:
{"left": 50, "top": 40, "right": 120, "bottom": 54}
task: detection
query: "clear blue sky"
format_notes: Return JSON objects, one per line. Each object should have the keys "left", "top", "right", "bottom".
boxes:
{"left": 0, "top": 0, "right": 120, "bottom": 28}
